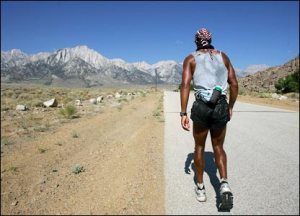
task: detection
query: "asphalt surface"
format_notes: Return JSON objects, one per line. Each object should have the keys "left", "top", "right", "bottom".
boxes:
{"left": 164, "top": 91, "right": 299, "bottom": 215}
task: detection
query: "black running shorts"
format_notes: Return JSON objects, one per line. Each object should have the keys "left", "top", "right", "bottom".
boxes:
{"left": 191, "top": 96, "right": 230, "bottom": 129}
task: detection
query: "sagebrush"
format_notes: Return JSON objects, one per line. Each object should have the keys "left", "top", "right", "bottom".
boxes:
{"left": 59, "top": 105, "right": 77, "bottom": 119}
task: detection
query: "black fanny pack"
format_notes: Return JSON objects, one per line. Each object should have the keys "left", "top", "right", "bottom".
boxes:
{"left": 196, "top": 89, "right": 224, "bottom": 108}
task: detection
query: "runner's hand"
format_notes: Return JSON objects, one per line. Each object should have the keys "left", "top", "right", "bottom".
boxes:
{"left": 229, "top": 107, "right": 233, "bottom": 120}
{"left": 181, "top": 116, "right": 190, "bottom": 131}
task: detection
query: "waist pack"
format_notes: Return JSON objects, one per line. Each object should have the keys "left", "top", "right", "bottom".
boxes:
{"left": 195, "top": 91, "right": 225, "bottom": 108}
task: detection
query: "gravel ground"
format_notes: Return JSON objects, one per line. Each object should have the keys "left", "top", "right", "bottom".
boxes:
{"left": 164, "top": 91, "right": 299, "bottom": 215}
{"left": 1, "top": 91, "right": 165, "bottom": 215}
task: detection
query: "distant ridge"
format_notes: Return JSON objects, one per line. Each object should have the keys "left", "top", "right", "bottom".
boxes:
{"left": 1, "top": 45, "right": 182, "bottom": 87}
{"left": 238, "top": 56, "right": 299, "bottom": 93}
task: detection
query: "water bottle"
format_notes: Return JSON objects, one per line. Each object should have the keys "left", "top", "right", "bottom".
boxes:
{"left": 208, "top": 86, "right": 222, "bottom": 107}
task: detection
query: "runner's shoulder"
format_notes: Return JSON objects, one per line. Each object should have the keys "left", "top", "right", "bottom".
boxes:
{"left": 218, "top": 50, "right": 230, "bottom": 64}
{"left": 184, "top": 54, "right": 195, "bottom": 64}
{"left": 212, "top": 49, "right": 223, "bottom": 55}
{"left": 220, "top": 51, "right": 228, "bottom": 57}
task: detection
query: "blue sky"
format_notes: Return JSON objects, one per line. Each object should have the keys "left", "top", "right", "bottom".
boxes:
{"left": 1, "top": 1, "right": 299, "bottom": 70}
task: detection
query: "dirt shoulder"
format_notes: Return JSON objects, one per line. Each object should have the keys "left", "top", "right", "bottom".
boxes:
{"left": 1, "top": 91, "right": 165, "bottom": 215}
{"left": 237, "top": 95, "right": 299, "bottom": 111}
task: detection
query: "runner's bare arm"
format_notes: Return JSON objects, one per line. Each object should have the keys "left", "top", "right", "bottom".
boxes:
{"left": 180, "top": 55, "right": 194, "bottom": 131}
{"left": 221, "top": 52, "right": 238, "bottom": 109}
{"left": 180, "top": 55, "right": 194, "bottom": 113}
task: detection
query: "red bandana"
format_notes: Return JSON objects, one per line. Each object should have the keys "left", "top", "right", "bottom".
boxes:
{"left": 196, "top": 28, "right": 212, "bottom": 40}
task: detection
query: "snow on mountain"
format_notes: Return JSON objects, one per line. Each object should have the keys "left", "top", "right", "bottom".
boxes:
{"left": 152, "top": 60, "right": 179, "bottom": 71}
{"left": 132, "top": 61, "right": 152, "bottom": 72}
{"left": 29, "top": 52, "right": 51, "bottom": 62}
{"left": 46, "top": 45, "right": 109, "bottom": 68}
{"left": 152, "top": 60, "right": 182, "bottom": 83}
{"left": 1, "top": 49, "right": 29, "bottom": 67}
{"left": 1, "top": 49, "right": 28, "bottom": 60}
{"left": 110, "top": 58, "right": 135, "bottom": 71}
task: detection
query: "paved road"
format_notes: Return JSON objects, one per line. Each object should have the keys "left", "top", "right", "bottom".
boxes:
{"left": 164, "top": 91, "right": 299, "bottom": 215}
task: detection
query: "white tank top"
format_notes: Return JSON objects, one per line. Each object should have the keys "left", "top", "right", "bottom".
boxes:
{"left": 191, "top": 50, "right": 228, "bottom": 102}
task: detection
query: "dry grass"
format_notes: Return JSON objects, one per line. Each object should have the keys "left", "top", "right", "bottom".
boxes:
{"left": 1, "top": 137, "right": 12, "bottom": 146}
{"left": 1, "top": 83, "right": 154, "bottom": 145}
{"left": 71, "top": 131, "right": 79, "bottom": 138}
{"left": 38, "top": 147, "right": 47, "bottom": 154}
{"left": 153, "top": 93, "right": 164, "bottom": 122}
{"left": 59, "top": 105, "right": 78, "bottom": 119}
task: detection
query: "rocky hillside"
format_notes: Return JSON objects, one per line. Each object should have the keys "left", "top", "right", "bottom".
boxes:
{"left": 1, "top": 46, "right": 183, "bottom": 87}
{"left": 238, "top": 56, "right": 299, "bottom": 93}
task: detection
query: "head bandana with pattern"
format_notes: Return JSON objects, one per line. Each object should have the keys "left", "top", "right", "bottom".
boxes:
{"left": 195, "top": 28, "right": 214, "bottom": 50}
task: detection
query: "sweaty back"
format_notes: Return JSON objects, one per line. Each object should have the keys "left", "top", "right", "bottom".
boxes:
{"left": 192, "top": 50, "right": 228, "bottom": 101}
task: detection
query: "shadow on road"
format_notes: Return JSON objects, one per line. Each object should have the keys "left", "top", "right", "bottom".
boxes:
{"left": 185, "top": 152, "right": 230, "bottom": 212}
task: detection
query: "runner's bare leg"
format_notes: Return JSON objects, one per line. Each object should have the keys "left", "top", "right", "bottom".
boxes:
{"left": 193, "top": 123, "right": 209, "bottom": 184}
{"left": 210, "top": 126, "right": 227, "bottom": 179}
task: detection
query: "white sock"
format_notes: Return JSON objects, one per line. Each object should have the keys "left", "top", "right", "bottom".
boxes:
{"left": 220, "top": 178, "right": 228, "bottom": 183}
{"left": 197, "top": 182, "right": 205, "bottom": 189}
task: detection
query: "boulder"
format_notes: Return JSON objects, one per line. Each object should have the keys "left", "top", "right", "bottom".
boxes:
{"left": 16, "top": 105, "right": 27, "bottom": 111}
{"left": 271, "top": 93, "right": 280, "bottom": 99}
{"left": 279, "top": 95, "right": 288, "bottom": 100}
{"left": 115, "top": 92, "right": 121, "bottom": 98}
{"left": 75, "top": 99, "right": 82, "bottom": 106}
{"left": 97, "top": 96, "right": 104, "bottom": 103}
{"left": 43, "top": 98, "right": 58, "bottom": 107}
{"left": 89, "top": 98, "right": 97, "bottom": 104}
{"left": 106, "top": 95, "right": 113, "bottom": 99}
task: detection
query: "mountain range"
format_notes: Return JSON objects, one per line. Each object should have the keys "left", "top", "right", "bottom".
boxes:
{"left": 1, "top": 45, "right": 182, "bottom": 87}
{"left": 1, "top": 45, "right": 297, "bottom": 90}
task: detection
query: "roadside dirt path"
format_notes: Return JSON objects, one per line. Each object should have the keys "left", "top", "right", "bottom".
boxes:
{"left": 1, "top": 92, "right": 165, "bottom": 215}
{"left": 237, "top": 95, "right": 299, "bottom": 111}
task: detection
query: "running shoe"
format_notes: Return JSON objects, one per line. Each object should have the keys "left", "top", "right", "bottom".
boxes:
{"left": 195, "top": 183, "right": 207, "bottom": 202}
{"left": 219, "top": 180, "right": 233, "bottom": 210}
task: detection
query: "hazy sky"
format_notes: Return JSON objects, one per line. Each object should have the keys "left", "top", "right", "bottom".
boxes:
{"left": 1, "top": 1, "right": 299, "bottom": 69}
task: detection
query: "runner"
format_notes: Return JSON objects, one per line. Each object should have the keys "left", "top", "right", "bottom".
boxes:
{"left": 180, "top": 28, "right": 238, "bottom": 210}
